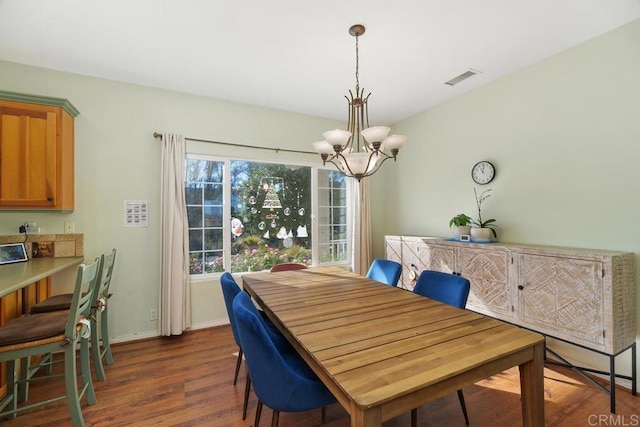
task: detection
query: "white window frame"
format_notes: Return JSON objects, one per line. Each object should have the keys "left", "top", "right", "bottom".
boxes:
{"left": 185, "top": 153, "right": 354, "bottom": 276}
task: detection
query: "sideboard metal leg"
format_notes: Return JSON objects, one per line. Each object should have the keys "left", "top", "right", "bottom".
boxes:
{"left": 609, "top": 355, "right": 616, "bottom": 413}
{"left": 632, "top": 343, "right": 637, "bottom": 396}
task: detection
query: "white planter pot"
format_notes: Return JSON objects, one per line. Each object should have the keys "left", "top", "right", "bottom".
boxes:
{"left": 470, "top": 227, "right": 492, "bottom": 242}
{"left": 453, "top": 225, "right": 471, "bottom": 240}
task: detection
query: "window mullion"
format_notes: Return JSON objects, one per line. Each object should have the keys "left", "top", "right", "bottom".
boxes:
{"left": 222, "top": 159, "right": 232, "bottom": 271}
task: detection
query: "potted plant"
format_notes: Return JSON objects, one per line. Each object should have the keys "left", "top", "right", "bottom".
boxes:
{"left": 449, "top": 213, "right": 473, "bottom": 240}
{"left": 470, "top": 188, "right": 501, "bottom": 242}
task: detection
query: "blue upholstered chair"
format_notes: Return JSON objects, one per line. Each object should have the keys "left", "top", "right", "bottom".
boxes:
{"left": 366, "top": 258, "right": 402, "bottom": 286}
{"left": 411, "top": 270, "right": 471, "bottom": 426}
{"left": 220, "top": 272, "right": 292, "bottom": 420}
{"left": 233, "top": 292, "right": 336, "bottom": 427}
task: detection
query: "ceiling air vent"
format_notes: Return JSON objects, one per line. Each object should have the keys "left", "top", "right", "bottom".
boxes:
{"left": 444, "top": 68, "right": 482, "bottom": 86}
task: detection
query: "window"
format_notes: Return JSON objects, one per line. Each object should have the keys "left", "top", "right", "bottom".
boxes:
{"left": 186, "top": 156, "right": 353, "bottom": 275}
{"left": 185, "top": 159, "right": 224, "bottom": 274}
{"left": 317, "top": 169, "right": 348, "bottom": 262}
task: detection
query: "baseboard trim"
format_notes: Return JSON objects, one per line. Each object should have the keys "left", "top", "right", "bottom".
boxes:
{"left": 109, "top": 319, "right": 230, "bottom": 344}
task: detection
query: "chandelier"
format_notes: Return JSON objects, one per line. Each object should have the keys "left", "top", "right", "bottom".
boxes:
{"left": 312, "top": 24, "right": 407, "bottom": 181}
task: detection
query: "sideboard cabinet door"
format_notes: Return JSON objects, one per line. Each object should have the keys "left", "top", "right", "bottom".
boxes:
{"left": 456, "top": 246, "right": 513, "bottom": 319}
{"left": 518, "top": 253, "right": 604, "bottom": 349}
{"left": 419, "top": 241, "right": 455, "bottom": 275}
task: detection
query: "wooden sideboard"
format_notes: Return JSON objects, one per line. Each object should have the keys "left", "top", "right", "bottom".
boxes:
{"left": 385, "top": 235, "right": 636, "bottom": 355}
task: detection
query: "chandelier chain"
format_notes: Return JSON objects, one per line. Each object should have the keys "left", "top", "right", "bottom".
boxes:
{"left": 355, "top": 34, "right": 360, "bottom": 94}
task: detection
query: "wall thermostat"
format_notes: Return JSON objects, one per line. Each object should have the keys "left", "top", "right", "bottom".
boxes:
{"left": 459, "top": 234, "right": 471, "bottom": 242}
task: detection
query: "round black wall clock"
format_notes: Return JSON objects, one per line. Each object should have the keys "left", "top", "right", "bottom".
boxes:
{"left": 471, "top": 161, "right": 495, "bottom": 185}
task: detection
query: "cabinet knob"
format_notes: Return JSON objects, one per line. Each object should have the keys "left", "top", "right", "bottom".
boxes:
{"left": 47, "top": 197, "right": 53, "bottom": 202}
{"left": 518, "top": 285, "right": 525, "bottom": 290}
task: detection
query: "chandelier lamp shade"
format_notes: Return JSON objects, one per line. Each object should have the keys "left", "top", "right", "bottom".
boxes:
{"left": 312, "top": 24, "right": 407, "bottom": 181}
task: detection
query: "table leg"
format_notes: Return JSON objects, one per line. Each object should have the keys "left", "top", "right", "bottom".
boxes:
{"left": 350, "top": 402, "right": 381, "bottom": 427}
{"left": 519, "top": 341, "right": 545, "bottom": 427}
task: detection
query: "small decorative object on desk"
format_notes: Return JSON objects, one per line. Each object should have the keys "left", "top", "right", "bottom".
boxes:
{"left": 448, "top": 213, "right": 472, "bottom": 240}
{"left": 470, "top": 188, "right": 501, "bottom": 242}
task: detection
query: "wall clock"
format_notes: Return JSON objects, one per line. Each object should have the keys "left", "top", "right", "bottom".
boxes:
{"left": 471, "top": 161, "right": 495, "bottom": 185}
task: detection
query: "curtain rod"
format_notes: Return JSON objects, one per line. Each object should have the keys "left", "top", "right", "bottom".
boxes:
{"left": 153, "top": 132, "right": 316, "bottom": 155}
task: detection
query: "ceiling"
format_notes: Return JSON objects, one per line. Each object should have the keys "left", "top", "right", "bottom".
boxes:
{"left": 1, "top": 1, "right": 639, "bottom": 124}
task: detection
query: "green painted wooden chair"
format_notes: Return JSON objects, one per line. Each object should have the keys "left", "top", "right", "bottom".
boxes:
{"left": 29, "top": 248, "right": 117, "bottom": 381}
{"left": 90, "top": 248, "right": 117, "bottom": 381}
{"left": 0, "top": 257, "right": 102, "bottom": 426}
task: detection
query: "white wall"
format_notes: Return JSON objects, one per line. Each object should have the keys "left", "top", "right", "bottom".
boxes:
{"left": 0, "top": 60, "right": 342, "bottom": 341}
{"left": 370, "top": 19, "right": 640, "bottom": 383}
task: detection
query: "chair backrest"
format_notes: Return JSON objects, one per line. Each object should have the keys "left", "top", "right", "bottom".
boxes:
{"left": 269, "top": 262, "right": 308, "bottom": 272}
{"left": 232, "top": 292, "right": 334, "bottom": 412}
{"left": 412, "top": 270, "right": 470, "bottom": 308}
{"left": 67, "top": 256, "right": 102, "bottom": 338}
{"left": 220, "top": 272, "right": 243, "bottom": 347}
{"left": 93, "top": 248, "right": 116, "bottom": 310}
{"left": 366, "top": 259, "right": 402, "bottom": 286}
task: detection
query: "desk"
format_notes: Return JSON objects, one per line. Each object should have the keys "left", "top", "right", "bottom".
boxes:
{"left": 243, "top": 266, "right": 545, "bottom": 427}
{"left": 0, "top": 256, "right": 84, "bottom": 298}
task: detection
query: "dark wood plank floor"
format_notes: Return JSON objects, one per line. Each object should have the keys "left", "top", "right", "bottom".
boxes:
{"left": 2, "top": 326, "right": 638, "bottom": 426}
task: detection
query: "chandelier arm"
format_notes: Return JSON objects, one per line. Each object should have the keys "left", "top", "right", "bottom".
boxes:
{"left": 362, "top": 154, "right": 392, "bottom": 178}
{"left": 324, "top": 158, "right": 345, "bottom": 173}
{"left": 359, "top": 94, "right": 367, "bottom": 153}
{"left": 346, "top": 93, "right": 355, "bottom": 151}
{"left": 363, "top": 92, "right": 371, "bottom": 131}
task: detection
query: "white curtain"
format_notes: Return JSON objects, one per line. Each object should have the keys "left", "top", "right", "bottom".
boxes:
{"left": 160, "top": 133, "right": 191, "bottom": 336}
{"left": 353, "top": 179, "right": 372, "bottom": 275}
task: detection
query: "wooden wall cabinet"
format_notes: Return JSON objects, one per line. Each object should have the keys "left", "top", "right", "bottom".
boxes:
{"left": 0, "top": 91, "right": 79, "bottom": 211}
{"left": 385, "top": 236, "right": 636, "bottom": 355}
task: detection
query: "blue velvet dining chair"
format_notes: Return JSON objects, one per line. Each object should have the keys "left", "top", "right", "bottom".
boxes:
{"left": 366, "top": 258, "right": 402, "bottom": 286}
{"left": 221, "top": 272, "right": 254, "bottom": 420}
{"left": 220, "top": 272, "right": 292, "bottom": 420}
{"left": 233, "top": 292, "right": 336, "bottom": 427}
{"left": 411, "top": 269, "right": 471, "bottom": 426}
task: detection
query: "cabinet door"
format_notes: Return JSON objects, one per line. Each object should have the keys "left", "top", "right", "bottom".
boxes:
{"left": 0, "top": 105, "right": 58, "bottom": 207}
{"left": 384, "top": 236, "right": 405, "bottom": 284}
{"left": 419, "top": 243, "right": 455, "bottom": 274}
{"left": 456, "top": 247, "right": 512, "bottom": 318}
{"left": 518, "top": 253, "right": 604, "bottom": 348}
{"left": 398, "top": 238, "right": 422, "bottom": 290}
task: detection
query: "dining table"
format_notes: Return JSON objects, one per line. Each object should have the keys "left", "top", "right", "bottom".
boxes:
{"left": 242, "top": 266, "right": 545, "bottom": 427}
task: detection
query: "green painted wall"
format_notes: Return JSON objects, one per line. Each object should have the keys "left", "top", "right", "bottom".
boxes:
{"left": 0, "top": 60, "right": 342, "bottom": 341}
{"left": 370, "top": 19, "right": 640, "bottom": 383}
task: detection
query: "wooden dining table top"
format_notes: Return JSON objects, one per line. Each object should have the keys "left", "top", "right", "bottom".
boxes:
{"left": 242, "top": 266, "right": 545, "bottom": 426}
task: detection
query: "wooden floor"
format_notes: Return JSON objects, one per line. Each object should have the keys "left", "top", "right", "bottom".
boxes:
{"left": 2, "top": 326, "right": 638, "bottom": 426}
